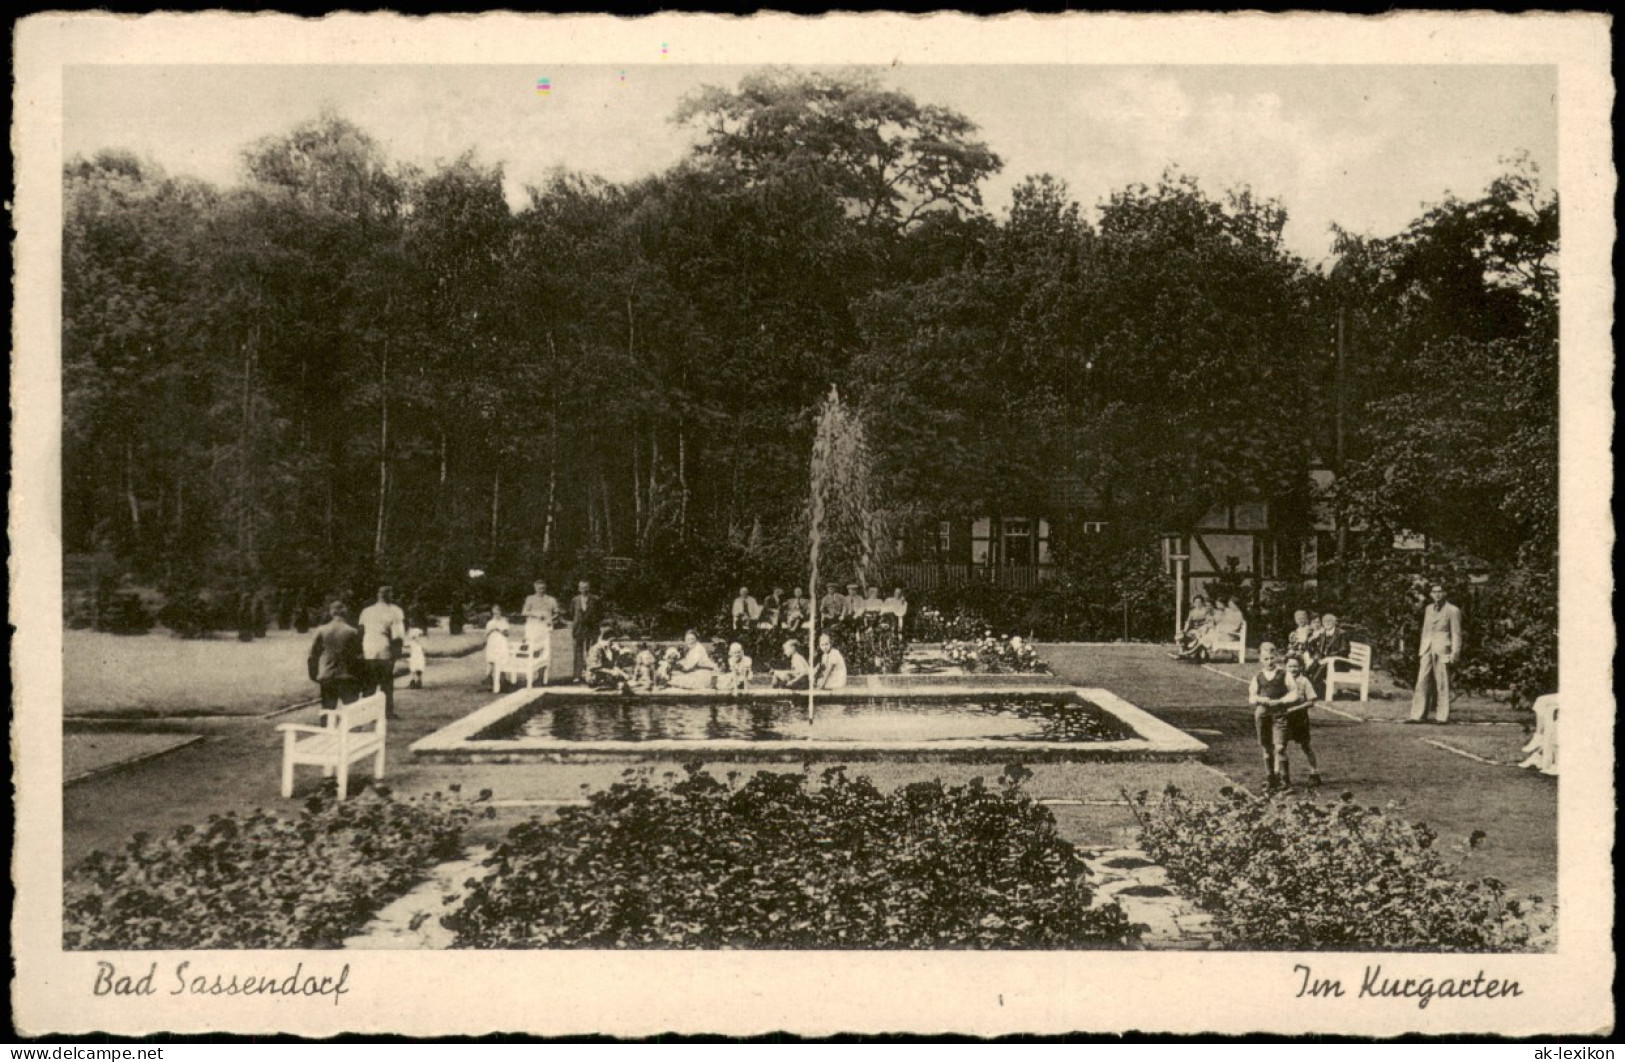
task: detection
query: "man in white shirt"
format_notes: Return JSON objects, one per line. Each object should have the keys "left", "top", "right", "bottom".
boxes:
{"left": 358, "top": 585, "right": 406, "bottom": 718}
{"left": 731, "top": 586, "right": 761, "bottom": 630}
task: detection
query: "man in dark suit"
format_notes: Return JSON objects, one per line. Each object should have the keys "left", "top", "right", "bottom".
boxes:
{"left": 307, "top": 601, "right": 365, "bottom": 711}
{"left": 570, "top": 580, "right": 604, "bottom": 683}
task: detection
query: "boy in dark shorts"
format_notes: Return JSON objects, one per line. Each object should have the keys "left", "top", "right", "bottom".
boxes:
{"left": 1277, "top": 655, "right": 1323, "bottom": 788}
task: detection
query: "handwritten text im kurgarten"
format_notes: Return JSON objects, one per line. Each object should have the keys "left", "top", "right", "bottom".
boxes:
{"left": 1295, "top": 963, "right": 1523, "bottom": 1009}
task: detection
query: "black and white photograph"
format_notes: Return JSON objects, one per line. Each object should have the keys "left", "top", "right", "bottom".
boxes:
{"left": 11, "top": 11, "right": 1614, "bottom": 1039}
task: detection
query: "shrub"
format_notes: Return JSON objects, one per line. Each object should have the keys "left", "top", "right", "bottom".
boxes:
{"left": 158, "top": 592, "right": 223, "bottom": 639}
{"left": 98, "top": 590, "right": 155, "bottom": 635}
{"left": 446, "top": 764, "right": 1138, "bottom": 949}
{"left": 64, "top": 787, "right": 483, "bottom": 949}
{"left": 911, "top": 604, "right": 990, "bottom": 643}
{"left": 1129, "top": 785, "right": 1549, "bottom": 951}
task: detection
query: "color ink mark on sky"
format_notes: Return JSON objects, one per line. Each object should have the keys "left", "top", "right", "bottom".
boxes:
{"left": 536, "top": 77, "right": 551, "bottom": 94}
{"left": 661, "top": 42, "right": 669, "bottom": 58}
{"left": 619, "top": 70, "right": 627, "bottom": 83}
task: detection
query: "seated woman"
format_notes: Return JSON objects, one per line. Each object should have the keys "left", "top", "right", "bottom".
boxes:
{"left": 716, "top": 641, "right": 754, "bottom": 694}
{"left": 1285, "top": 610, "right": 1319, "bottom": 668}
{"left": 862, "top": 586, "right": 886, "bottom": 619}
{"left": 781, "top": 588, "right": 809, "bottom": 631}
{"left": 667, "top": 629, "right": 720, "bottom": 690}
{"left": 772, "top": 638, "right": 812, "bottom": 690}
{"left": 1177, "top": 595, "right": 1212, "bottom": 657}
{"left": 1195, "top": 597, "right": 1247, "bottom": 660}
{"left": 757, "top": 588, "right": 785, "bottom": 630}
{"left": 814, "top": 632, "right": 849, "bottom": 690}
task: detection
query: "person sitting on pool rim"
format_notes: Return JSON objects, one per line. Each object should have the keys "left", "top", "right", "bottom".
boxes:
{"left": 667, "top": 629, "right": 719, "bottom": 690}
{"left": 586, "top": 622, "right": 630, "bottom": 691}
{"left": 814, "top": 632, "right": 848, "bottom": 691}
{"left": 773, "top": 638, "right": 812, "bottom": 690}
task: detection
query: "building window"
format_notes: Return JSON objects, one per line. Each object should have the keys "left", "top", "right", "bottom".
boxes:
{"left": 971, "top": 517, "right": 991, "bottom": 565}
{"left": 938, "top": 521, "right": 952, "bottom": 557}
{"left": 1081, "top": 521, "right": 1106, "bottom": 535}
{"left": 1002, "top": 518, "right": 1031, "bottom": 566}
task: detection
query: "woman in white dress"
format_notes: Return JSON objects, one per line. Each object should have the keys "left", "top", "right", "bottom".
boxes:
{"left": 667, "top": 629, "right": 720, "bottom": 690}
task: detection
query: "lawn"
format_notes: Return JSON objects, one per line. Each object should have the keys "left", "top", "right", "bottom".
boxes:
{"left": 63, "top": 627, "right": 486, "bottom": 718}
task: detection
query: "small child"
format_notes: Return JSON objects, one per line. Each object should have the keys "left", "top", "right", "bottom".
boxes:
{"left": 717, "top": 641, "right": 753, "bottom": 694}
{"left": 655, "top": 646, "right": 680, "bottom": 689}
{"left": 483, "top": 606, "right": 511, "bottom": 689}
{"left": 406, "top": 627, "right": 428, "bottom": 689}
{"left": 631, "top": 642, "right": 658, "bottom": 690}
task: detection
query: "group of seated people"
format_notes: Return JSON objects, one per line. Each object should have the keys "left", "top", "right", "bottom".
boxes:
{"left": 1179, "top": 599, "right": 1354, "bottom": 699}
{"left": 580, "top": 627, "right": 851, "bottom": 694}
{"left": 732, "top": 585, "right": 908, "bottom": 631}
{"left": 1177, "top": 594, "right": 1247, "bottom": 661}
{"left": 1282, "top": 610, "right": 1352, "bottom": 699}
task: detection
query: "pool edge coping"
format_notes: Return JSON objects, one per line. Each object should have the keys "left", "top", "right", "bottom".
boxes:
{"left": 409, "top": 686, "right": 1208, "bottom": 759}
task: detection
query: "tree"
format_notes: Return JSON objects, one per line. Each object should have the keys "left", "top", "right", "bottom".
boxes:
{"left": 675, "top": 68, "right": 1003, "bottom": 236}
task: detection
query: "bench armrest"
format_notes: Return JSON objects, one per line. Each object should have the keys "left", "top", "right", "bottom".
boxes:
{"left": 276, "top": 723, "right": 331, "bottom": 735}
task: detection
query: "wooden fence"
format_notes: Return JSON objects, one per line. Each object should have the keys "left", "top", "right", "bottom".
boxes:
{"left": 875, "top": 563, "right": 1058, "bottom": 592}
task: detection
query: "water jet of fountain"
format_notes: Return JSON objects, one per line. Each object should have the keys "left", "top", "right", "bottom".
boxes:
{"left": 806, "top": 385, "right": 882, "bottom": 723}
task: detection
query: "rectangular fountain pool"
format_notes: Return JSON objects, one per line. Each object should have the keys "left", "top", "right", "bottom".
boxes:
{"left": 411, "top": 686, "right": 1207, "bottom": 763}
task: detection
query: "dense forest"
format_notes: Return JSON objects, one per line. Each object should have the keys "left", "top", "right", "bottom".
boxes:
{"left": 62, "top": 69, "right": 1558, "bottom": 698}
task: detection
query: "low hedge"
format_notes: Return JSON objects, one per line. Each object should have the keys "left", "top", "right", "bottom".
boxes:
{"left": 446, "top": 763, "right": 1138, "bottom": 949}
{"left": 1129, "top": 785, "right": 1548, "bottom": 951}
{"left": 64, "top": 787, "right": 484, "bottom": 949}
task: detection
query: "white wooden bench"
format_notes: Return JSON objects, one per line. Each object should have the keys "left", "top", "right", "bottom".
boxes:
{"left": 496, "top": 641, "right": 549, "bottom": 692}
{"left": 278, "top": 693, "right": 387, "bottom": 799}
{"left": 1323, "top": 641, "right": 1372, "bottom": 703}
{"left": 1207, "top": 621, "right": 1247, "bottom": 663}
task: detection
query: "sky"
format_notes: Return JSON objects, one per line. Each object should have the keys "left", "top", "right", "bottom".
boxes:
{"left": 63, "top": 63, "right": 1557, "bottom": 263}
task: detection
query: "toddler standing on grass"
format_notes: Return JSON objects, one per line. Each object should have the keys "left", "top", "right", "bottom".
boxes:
{"left": 406, "top": 627, "right": 428, "bottom": 689}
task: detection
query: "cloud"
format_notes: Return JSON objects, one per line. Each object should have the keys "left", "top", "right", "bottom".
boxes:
{"left": 1057, "top": 72, "right": 1391, "bottom": 259}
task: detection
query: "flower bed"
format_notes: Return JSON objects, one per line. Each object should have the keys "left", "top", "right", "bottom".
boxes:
{"left": 1129, "top": 785, "right": 1549, "bottom": 951}
{"left": 64, "top": 787, "right": 483, "bottom": 949}
{"left": 942, "top": 634, "right": 1052, "bottom": 674}
{"left": 446, "top": 763, "right": 1138, "bottom": 949}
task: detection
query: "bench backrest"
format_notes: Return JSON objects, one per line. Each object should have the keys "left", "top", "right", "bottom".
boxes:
{"left": 1349, "top": 641, "right": 1371, "bottom": 667}
{"left": 330, "top": 693, "right": 386, "bottom": 731}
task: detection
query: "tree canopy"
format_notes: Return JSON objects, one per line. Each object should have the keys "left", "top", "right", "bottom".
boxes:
{"left": 62, "top": 70, "right": 1557, "bottom": 667}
